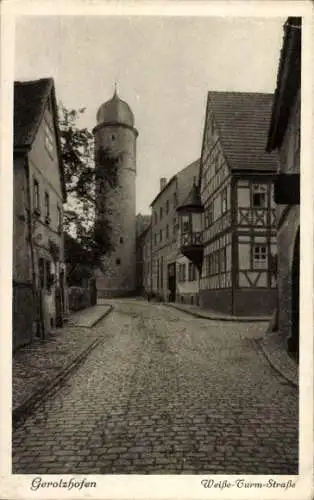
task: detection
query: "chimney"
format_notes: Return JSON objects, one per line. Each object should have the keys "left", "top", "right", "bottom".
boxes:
{"left": 160, "top": 177, "right": 167, "bottom": 191}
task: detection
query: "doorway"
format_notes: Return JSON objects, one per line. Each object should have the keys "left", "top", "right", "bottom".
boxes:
{"left": 167, "top": 263, "right": 176, "bottom": 302}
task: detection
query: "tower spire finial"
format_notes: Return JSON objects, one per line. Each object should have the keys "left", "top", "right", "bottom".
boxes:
{"left": 114, "top": 81, "right": 118, "bottom": 97}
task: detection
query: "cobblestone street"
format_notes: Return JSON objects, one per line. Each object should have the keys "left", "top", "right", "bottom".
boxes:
{"left": 12, "top": 300, "right": 298, "bottom": 475}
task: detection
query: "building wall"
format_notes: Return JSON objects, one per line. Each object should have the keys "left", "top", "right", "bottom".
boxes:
{"left": 151, "top": 178, "right": 178, "bottom": 300}
{"left": 234, "top": 177, "right": 277, "bottom": 315}
{"left": 94, "top": 124, "right": 137, "bottom": 296}
{"left": 28, "top": 104, "right": 65, "bottom": 334}
{"left": 13, "top": 155, "right": 31, "bottom": 283}
{"left": 13, "top": 155, "right": 33, "bottom": 350}
{"left": 176, "top": 254, "right": 199, "bottom": 305}
{"left": 150, "top": 161, "right": 200, "bottom": 302}
{"left": 199, "top": 289, "right": 233, "bottom": 315}
{"left": 276, "top": 89, "right": 300, "bottom": 341}
{"left": 142, "top": 226, "right": 152, "bottom": 293}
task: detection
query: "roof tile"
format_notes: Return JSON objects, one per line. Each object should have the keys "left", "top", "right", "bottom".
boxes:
{"left": 208, "top": 91, "right": 278, "bottom": 171}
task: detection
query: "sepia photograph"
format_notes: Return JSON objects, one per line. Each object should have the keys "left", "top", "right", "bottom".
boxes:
{"left": 3, "top": 2, "right": 312, "bottom": 496}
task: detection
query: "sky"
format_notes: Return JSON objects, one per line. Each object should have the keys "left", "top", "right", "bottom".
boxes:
{"left": 14, "top": 15, "right": 285, "bottom": 214}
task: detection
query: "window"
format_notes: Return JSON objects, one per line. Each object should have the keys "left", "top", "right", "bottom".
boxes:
{"left": 209, "top": 203, "right": 214, "bottom": 224}
{"left": 205, "top": 203, "right": 214, "bottom": 227}
{"left": 160, "top": 229, "right": 162, "bottom": 243}
{"left": 160, "top": 206, "right": 163, "bottom": 220}
{"left": 120, "top": 236, "right": 124, "bottom": 244}
{"left": 44, "top": 122, "right": 54, "bottom": 156}
{"left": 209, "top": 254, "right": 214, "bottom": 276}
{"left": 154, "top": 233, "right": 157, "bottom": 246}
{"left": 179, "top": 263, "right": 186, "bottom": 282}
{"left": 221, "top": 188, "right": 228, "bottom": 214}
{"left": 253, "top": 244, "right": 267, "bottom": 269}
{"left": 213, "top": 150, "right": 219, "bottom": 174}
{"left": 204, "top": 212, "right": 209, "bottom": 229}
{"left": 33, "top": 179, "right": 40, "bottom": 213}
{"left": 182, "top": 215, "right": 190, "bottom": 233}
{"left": 111, "top": 134, "right": 116, "bottom": 141}
{"left": 166, "top": 224, "right": 169, "bottom": 239}
{"left": 154, "top": 212, "right": 158, "bottom": 224}
{"left": 166, "top": 200, "right": 169, "bottom": 214}
{"left": 168, "top": 264, "right": 175, "bottom": 277}
{"left": 214, "top": 251, "right": 219, "bottom": 275}
{"left": 252, "top": 184, "right": 267, "bottom": 208}
{"left": 188, "top": 262, "right": 196, "bottom": 282}
{"left": 44, "top": 192, "right": 50, "bottom": 222}
{"left": 116, "top": 258, "right": 121, "bottom": 265}
{"left": 57, "top": 205, "right": 62, "bottom": 232}
{"left": 173, "top": 192, "right": 177, "bottom": 208}
{"left": 220, "top": 247, "right": 226, "bottom": 273}
{"left": 45, "top": 260, "right": 51, "bottom": 290}
{"left": 173, "top": 217, "right": 177, "bottom": 237}
{"left": 38, "top": 258, "right": 45, "bottom": 288}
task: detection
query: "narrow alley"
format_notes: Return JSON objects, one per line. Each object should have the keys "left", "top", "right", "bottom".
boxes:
{"left": 12, "top": 300, "right": 298, "bottom": 475}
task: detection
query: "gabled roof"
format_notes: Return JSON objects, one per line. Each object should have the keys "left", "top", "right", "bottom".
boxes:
{"left": 177, "top": 159, "right": 200, "bottom": 205}
{"left": 150, "top": 159, "right": 200, "bottom": 208}
{"left": 14, "top": 78, "right": 67, "bottom": 201}
{"left": 207, "top": 91, "right": 278, "bottom": 172}
{"left": 150, "top": 174, "right": 177, "bottom": 207}
{"left": 267, "top": 17, "right": 301, "bottom": 151}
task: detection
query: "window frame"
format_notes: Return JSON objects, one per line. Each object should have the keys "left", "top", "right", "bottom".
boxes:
{"left": 57, "top": 205, "right": 62, "bottom": 233}
{"left": 252, "top": 243, "right": 268, "bottom": 269}
{"left": 181, "top": 214, "right": 190, "bottom": 234}
{"left": 44, "top": 191, "right": 50, "bottom": 223}
{"left": 221, "top": 187, "right": 228, "bottom": 214}
{"left": 251, "top": 184, "right": 267, "bottom": 209}
{"left": 33, "top": 178, "right": 40, "bottom": 214}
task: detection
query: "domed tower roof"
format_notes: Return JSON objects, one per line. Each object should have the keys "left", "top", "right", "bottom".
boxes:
{"left": 96, "top": 88, "right": 134, "bottom": 128}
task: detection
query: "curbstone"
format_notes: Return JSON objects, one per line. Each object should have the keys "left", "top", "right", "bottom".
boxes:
{"left": 68, "top": 304, "right": 113, "bottom": 328}
{"left": 165, "top": 303, "right": 271, "bottom": 323}
{"left": 13, "top": 337, "right": 101, "bottom": 429}
{"left": 255, "top": 338, "right": 298, "bottom": 388}
{"left": 90, "top": 304, "right": 113, "bottom": 327}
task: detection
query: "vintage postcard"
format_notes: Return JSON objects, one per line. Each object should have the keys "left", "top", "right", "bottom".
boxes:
{"left": 1, "top": 0, "right": 313, "bottom": 499}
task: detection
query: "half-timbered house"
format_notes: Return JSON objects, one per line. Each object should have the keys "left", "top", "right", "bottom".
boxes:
{"left": 195, "top": 92, "right": 278, "bottom": 316}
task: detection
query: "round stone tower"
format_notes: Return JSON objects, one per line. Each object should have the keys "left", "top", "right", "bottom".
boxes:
{"left": 93, "top": 89, "right": 138, "bottom": 297}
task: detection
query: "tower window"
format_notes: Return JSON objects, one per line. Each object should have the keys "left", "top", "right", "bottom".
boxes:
{"left": 111, "top": 134, "right": 116, "bottom": 141}
{"left": 120, "top": 236, "right": 124, "bottom": 244}
{"left": 116, "top": 258, "right": 121, "bottom": 265}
